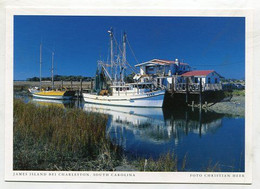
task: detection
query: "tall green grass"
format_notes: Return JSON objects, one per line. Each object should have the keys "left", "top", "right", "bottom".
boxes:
{"left": 135, "top": 152, "right": 179, "bottom": 172}
{"left": 13, "top": 99, "right": 121, "bottom": 171}
{"left": 232, "top": 89, "right": 245, "bottom": 96}
{"left": 14, "top": 99, "right": 233, "bottom": 172}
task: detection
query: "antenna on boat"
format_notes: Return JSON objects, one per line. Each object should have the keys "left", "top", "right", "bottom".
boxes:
{"left": 39, "top": 43, "right": 42, "bottom": 90}
{"left": 51, "top": 51, "right": 54, "bottom": 90}
{"left": 108, "top": 27, "right": 114, "bottom": 81}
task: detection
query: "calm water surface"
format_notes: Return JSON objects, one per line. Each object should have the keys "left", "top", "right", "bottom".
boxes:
{"left": 15, "top": 93, "right": 245, "bottom": 172}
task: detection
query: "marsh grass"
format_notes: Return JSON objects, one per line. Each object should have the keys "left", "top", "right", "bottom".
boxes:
{"left": 133, "top": 152, "right": 179, "bottom": 172}
{"left": 13, "top": 99, "right": 233, "bottom": 172}
{"left": 13, "top": 99, "right": 121, "bottom": 171}
{"left": 223, "top": 89, "right": 245, "bottom": 97}
{"left": 202, "top": 160, "right": 221, "bottom": 172}
{"left": 232, "top": 89, "right": 245, "bottom": 96}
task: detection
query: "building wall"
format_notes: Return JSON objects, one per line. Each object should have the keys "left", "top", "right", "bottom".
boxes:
{"left": 139, "top": 63, "right": 187, "bottom": 76}
{"left": 205, "top": 72, "right": 220, "bottom": 84}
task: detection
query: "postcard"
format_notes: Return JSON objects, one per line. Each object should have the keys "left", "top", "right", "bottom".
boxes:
{"left": 4, "top": 8, "right": 253, "bottom": 183}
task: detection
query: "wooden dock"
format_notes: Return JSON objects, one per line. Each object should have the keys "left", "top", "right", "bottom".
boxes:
{"left": 164, "top": 76, "right": 224, "bottom": 108}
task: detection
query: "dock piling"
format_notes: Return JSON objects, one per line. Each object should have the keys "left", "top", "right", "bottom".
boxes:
{"left": 91, "top": 79, "right": 93, "bottom": 91}
{"left": 199, "top": 78, "right": 202, "bottom": 109}
{"left": 80, "top": 79, "right": 83, "bottom": 93}
{"left": 185, "top": 77, "right": 189, "bottom": 104}
{"left": 171, "top": 75, "right": 175, "bottom": 94}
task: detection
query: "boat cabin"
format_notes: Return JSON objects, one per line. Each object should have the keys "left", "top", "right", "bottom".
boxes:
{"left": 111, "top": 82, "right": 154, "bottom": 96}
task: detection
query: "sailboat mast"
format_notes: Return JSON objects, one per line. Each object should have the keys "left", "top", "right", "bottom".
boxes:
{"left": 108, "top": 28, "right": 114, "bottom": 81}
{"left": 39, "top": 43, "right": 42, "bottom": 90}
{"left": 122, "top": 32, "right": 127, "bottom": 82}
{"left": 51, "top": 52, "right": 54, "bottom": 90}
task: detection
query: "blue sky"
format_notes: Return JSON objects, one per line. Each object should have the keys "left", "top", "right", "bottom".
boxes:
{"left": 14, "top": 16, "right": 245, "bottom": 80}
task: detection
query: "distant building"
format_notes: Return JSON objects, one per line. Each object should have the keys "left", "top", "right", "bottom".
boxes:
{"left": 180, "top": 70, "right": 221, "bottom": 84}
{"left": 134, "top": 58, "right": 223, "bottom": 91}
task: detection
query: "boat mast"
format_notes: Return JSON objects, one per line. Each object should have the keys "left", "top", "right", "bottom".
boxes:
{"left": 108, "top": 28, "right": 114, "bottom": 81}
{"left": 51, "top": 52, "right": 54, "bottom": 90}
{"left": 122, "top": 32, "right": 127, "bottom": 82}
{"left": 39, "top": 43, "right": 42, "bottom": 90}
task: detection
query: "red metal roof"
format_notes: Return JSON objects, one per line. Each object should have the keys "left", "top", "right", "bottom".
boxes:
{"left": 181, "top": 70, "right": 214, "bottom": 76}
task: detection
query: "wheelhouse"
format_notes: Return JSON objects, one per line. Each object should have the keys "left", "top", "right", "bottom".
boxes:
{"left": 111, "top": 82, "right": 155, "bottom": 96}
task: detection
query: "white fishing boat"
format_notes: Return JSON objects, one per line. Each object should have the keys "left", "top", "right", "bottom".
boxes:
{"left": 29, "top": 44, "right": 75, "bottom": 100}
{"left": 83, "top": 29, "right": 165, "bottom": 107}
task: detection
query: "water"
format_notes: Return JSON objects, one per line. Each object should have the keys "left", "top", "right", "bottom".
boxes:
{"left": 14, "top": 93, "right": 245, "bottom": 172}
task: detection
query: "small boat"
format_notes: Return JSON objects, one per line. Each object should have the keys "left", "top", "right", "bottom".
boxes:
{"left": 83, "top": 29, "right": 165, "bottom": 107}
{"left": 29, "top": 44, "right": 75, "bottom": 100}
{"left": 29, "top": 88, "right": 75, "bottom": 100}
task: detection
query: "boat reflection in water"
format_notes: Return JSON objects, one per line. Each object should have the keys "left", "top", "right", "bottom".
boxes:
{"left": 30, "top": 98, "right": 76, "bottom": 109}
{"left": 83, "top": 103, "right": 224, "bottom": 158}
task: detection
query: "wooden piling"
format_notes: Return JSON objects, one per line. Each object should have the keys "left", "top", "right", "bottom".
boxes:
{"left": 80, "top": 79, "right": 83, "bottom": 93}
{"left": 91, "top": 79, "right": 93, "bottom": 90}
{"left": 199, "top": 78, "right": 202, "bottom": 109}
{"left": 77, "top": 87, "right": 80, "bottom": 108}
{"left": 171, "top": 75, "right": 175, "bottom": 94}
{"left": 199, "top": 107, "right": 202, "bottom": 138}
{"left": 61, "top": 80, "right": 63, "bottom": 89}
{"left": 185, "top": 77, "right": 189, "bottom": 104}
{"left": 70, "top": 80, "right": 73, "bottom": 89}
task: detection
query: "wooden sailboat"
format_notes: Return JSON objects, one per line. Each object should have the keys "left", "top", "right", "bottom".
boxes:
{"left": 29, "top": 44, "right": 75, "bottom": 100}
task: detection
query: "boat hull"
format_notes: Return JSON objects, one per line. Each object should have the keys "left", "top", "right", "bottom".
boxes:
{"left": 83, "top": 90, "right": 165, "bottom": 107}
{"left": 31, "top": 90, "right": 75, "bottom": 100}
{"left": 32, "top": 93, "right": 73, "bottom": 100}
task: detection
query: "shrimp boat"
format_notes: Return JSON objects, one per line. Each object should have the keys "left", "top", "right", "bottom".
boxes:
{"left": 83, "top": 29, "right": 165, "bottom": 107}
{"left": 29, "top": 44, "right": 75, "bottom": 100}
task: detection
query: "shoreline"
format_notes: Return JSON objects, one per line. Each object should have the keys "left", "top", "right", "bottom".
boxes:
{"left": 205, "top": 95, "right": 245, "bottom": 117}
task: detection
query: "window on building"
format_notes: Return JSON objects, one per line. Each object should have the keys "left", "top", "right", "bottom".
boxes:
{"left": 195, "top": 78, "right": 198, "bottom": 83}
{"left": 208, "top": 77, "right": 211, "bottom": 84}
{"left": 215, "top": 78, "right": 218, "bottom": 83}
{"left": 148, "top": 67, "right": 154, "bottom": 71}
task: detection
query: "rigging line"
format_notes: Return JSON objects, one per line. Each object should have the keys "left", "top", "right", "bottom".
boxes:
{"left": 106, "top": 42, "right": 110, "bottom": 64}
{"left": 126, "top": 37, "right": 140, "bottom": 65}
{"left": 112, "top": 34, "right": 137, "bottom": 74}
{"left": 42, "top": 45, "right": 53, "bottom": 54}
{"left": 125, "top": 61, "right": 138, "bottom": 74}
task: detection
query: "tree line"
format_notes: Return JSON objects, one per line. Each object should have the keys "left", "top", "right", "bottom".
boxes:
{"left": 26, "top": 75, "right": 94, "bottom": 82}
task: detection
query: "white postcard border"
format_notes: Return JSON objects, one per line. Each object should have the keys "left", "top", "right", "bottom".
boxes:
{"left": 4, "top": 8, "right": 253, "bottom": 184}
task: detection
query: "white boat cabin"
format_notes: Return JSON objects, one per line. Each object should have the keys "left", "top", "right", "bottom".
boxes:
{"left": 111, "top": 82, "right": 154, "bottom": 96}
